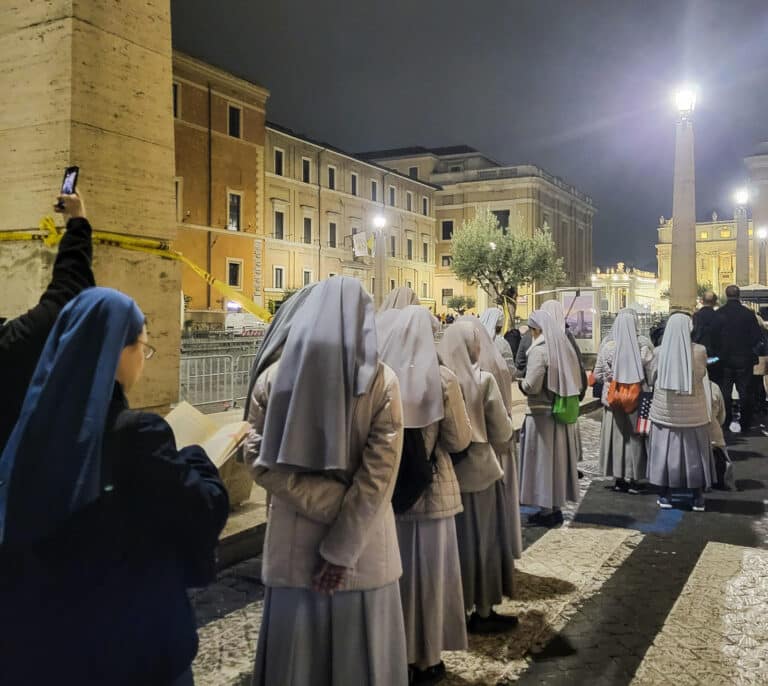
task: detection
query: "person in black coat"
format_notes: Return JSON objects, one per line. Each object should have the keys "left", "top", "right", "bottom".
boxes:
{"left": 712, "top": 285, "right": 762, "bottom": 431}
{"left": 0, "top": 193, "right": 95, "bottom": 452}
{"left": 0, "top": 288, "right": 229, "bottom": 686}
{"left": 692, "top": 291, "right": 721, "bottom": 384}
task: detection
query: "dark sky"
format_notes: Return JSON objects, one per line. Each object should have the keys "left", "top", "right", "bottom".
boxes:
{"left": 171, "top": 0, "right": 768, "bottom": 271}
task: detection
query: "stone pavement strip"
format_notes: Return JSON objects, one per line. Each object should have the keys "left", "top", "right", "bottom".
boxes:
{"left": 631, "top": 542, "right": 768, "bottom": 686}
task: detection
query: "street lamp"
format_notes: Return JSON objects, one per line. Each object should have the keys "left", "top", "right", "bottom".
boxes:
{"left": 735, "top": 188, "right": 749, "bottom": 207}
{"left": 674, "top": 86, "right": 697, "bottom": 118}
{"left": 373, "top": 214, "right": 387, "bottom": 307}
{"left": 735, "top": 188, "right": 750, "bottom": 285}
{"left": 758, "top": 227, "right": 768, "bottom": 285}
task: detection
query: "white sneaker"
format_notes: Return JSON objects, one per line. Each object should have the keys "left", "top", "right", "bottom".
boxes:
{"left": 729, "top": 421, "right": 741, "bottom": 434}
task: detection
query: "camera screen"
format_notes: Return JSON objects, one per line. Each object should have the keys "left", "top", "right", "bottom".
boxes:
{"left": 61, "top": 170, "right": 77, "bottom": 195}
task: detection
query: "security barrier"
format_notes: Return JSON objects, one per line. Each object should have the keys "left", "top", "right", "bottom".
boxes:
{"left": 179, "top": 353, "right": 258, "bottom": 410}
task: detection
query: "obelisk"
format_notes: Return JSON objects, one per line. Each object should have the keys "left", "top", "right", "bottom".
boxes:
{"left": 746, "top": 143, "right": 768, "bottom": 285}
{"left": 0, "top": 2, "right": 180, "bottom": 411}
{"left": 734, "top": 190, "right": 750, "bottom": 286}
{"left": 669, "top": 88, "right": 698, "bottom": 311}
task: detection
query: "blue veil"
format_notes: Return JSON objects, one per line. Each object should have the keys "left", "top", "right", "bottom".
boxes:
{"left": 0, "top": 287, "right": 145, "bottom": 545}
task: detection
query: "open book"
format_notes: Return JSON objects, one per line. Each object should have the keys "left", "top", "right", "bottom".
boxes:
{"left": 165, "top": 402, "right": 251, "bottom": 469}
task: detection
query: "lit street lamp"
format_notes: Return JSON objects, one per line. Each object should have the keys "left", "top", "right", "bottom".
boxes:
{"left": 373, "top": 214, "right": 387, "bottom": 307}
{"left": 734, "top": 188, "right": 750, "bottom": 285}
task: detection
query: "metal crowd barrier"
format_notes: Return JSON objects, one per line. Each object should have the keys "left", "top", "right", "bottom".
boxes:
{"left": 179, "top": 353, "right": 258, "bottom": 410}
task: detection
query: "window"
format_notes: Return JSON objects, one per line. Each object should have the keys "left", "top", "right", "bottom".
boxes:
{"left": 328, "top": 221, "right": 337, "bottom": 248}
{"left": 441, "top": 255, "right": 453, "bottom": 268}
{"left": 351, "top": 172, "right": 358, "bottom": 196}
{"left": 422, "top": 197, "right": 429, "bottom": 216}
{"left": 421, "top": 282, "right": 428, "bottom": 298}
{"left": 226, "top": 259, "right": 243, "bottom": 289}
{"left": 273, "top": 267, "right": 284, "bottom": 289}
{"left": 408, "top": 166, "right": 418, "bottom": 179}
{"left": 172, "top": 82, "right": 180, "bottom": 118}
{"left": 227, "top": 192, "right": 242, "bottom": 231}
{"left": 542, "top": 213, "right": 550, "bottom": 228}
{"left": 388, "top": 186, "right": 396, "bottom": 206}
{"left": 302, "top": 158, "right": 311, "bottom": 183}
{"left": 328, "top": 165, "right": 336, "bottom": 190}
{"left": 390, "top": 279, "right": 396, "bottom": 291}
{"left": 441, "top": 288, "right": 454, "bottom": 306}
{"left": 422, "top": 242, "right": 429, "bottom": 263}
{"left": 303, "top": 269, "right": 313, "bottom": 286}
{"left": 699, "top": 231, "right": 709, "bottom": 240}
{"left": 405, "top": 280, "right": 413, "bottom": 289}
{"left": 450, "top": 165, "right": 462, "bottom": 172}
{"left": 406, "top": 191, "right": 413, "bottom": 212}
{"left": 371, "top": 277, "right": 376, "bottom": 294}
{"left": 390, "top": 235, "right": 396, "bottom": 257}
{"left": 228, "top": 104, "right": 241, "bottom": 138}
{"left": 303, "top": 217, "right": 312, "bottom": 244}
{"left": 371, "top": 180, "right": 378, "bottom": 202}
{"left": 174, "top": 177, "right": 182, "bottom": 222}
{"left": 492, "top": 210, "right": 510, "bottom": 232}
{"left": 441, "top": 220, "right": 454, "bottom": 241}
{"left": 274, "top": 210, "right": 284, "bottom": 239}
{"left": 274, "top": 148, "right": 284, "bottom": 176}
{"left": 407, "top": 238, "right": 413, "bottom": 260}
{"left": 329, "top": 272, "right": 337, "bottom": 278}
{"left": 720, "top": 229, "right": 731, "bottom": 238}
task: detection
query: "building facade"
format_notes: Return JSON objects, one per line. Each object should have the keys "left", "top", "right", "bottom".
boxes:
{"left": 656, "top": 213, "right": 756, "bottom": 297}
{"left": 172, "top": 53, "right": 269, "bottom": 326}
{"left": 261, "top": 124, "right": 439, "bottom": 310}
{"left": 361, "top": 147, "right": 596, "bottom": 318}
{"left": 591, "top": 263, "right": 665, "bottom": 313}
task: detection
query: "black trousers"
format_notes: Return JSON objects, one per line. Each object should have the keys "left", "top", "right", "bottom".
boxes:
{"left": 720, "top": 367, "right": 754, "bottom": 429}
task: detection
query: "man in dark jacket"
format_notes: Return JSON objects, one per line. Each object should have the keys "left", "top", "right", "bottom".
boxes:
{"left": 0, "top": 193, "right": 94, "bottom": 451}
{"left": 693, "top": 290, "right": 721, "bottom": 384}
{"left": 713, "top": 285, "right": 762, "bottom": 432}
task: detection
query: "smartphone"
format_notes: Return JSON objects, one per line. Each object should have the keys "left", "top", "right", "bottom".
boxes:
{"left": 55, "top": 166, "right": 79, "bottom": 210}
{"left": 707, "top": 356, "right": 720, "bottom": 365}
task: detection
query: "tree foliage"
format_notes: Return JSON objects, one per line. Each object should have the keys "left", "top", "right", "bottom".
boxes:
{"left": 451, "top": 208, "right": 566, "bottom": 314}
{"left": 446, "top": 295, "right": 476, "bottom": 314}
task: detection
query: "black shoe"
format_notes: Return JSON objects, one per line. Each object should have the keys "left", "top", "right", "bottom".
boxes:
{"left": 578, "top": 470, "right": 585, "bottom": 479}
{"left": 627, "top": 480, "right": 645, "bottom": 495}
{"left": 611, "top": 478, "right": 629, "bottom": 492}
{"left": 529, "top": 510, "right": 563, "bottom": 527}
{"left": 467, "top": 611, "right": 519, "bottom": 634}
{"left": 410, "top": 661, "right": 446, "bottom": 685}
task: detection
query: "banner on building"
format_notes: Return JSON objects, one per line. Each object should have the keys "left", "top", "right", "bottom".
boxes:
{"left": 353, "top": 231, "right": 370, "bottom": 257}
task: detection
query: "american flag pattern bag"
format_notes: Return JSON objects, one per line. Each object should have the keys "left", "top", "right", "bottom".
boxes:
{"left": 635, "top": 391, "right": 653, "bottom": 436}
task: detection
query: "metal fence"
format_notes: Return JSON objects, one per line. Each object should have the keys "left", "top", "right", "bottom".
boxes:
{"left": 179, "top": 353, "right": 259, "bottom": 411}
{"left": 600, "top": 313, "right": 658, "bottom": 340}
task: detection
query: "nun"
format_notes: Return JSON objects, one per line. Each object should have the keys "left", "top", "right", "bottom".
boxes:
{"left": 380, "top": 285, "right": 421, "bottom": 311}
{"left": 377, "top": 305, "right": 472, "bottom": 684}
{"left": 479, "top": 306, "right": 516, "bottom": 373}
{"left": 518, "top": 310, "right": 582, "bottom": 527}
{"left": 594, "top": 309, "right": 655, "bottom": 493}
{"left": 647, "top": 312, "right": 714, "bottom": 512}
{"left": 247, "top": 276, "right": 409, "bottom": 686}
{"left": 541, "top": 299, "right": 588, "bottom": 395}
{"left": 0, "top": 288, "right": 229, "bottom": 686}
{"left": 437, "top": 321, "right": 518, "bottom": 634}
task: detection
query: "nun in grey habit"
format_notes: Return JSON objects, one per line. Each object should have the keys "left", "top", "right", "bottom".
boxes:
{"left": 377, "top": 305, "right": 472, "bottom": 683}
{"left": 518, "top": 310, "right": 582, "bottom": 527}
{"left": 246, "top": 276, "right": 408, "bottom": 686}
{"left": 594, "top": 309, "right": 655, "bottom": 492}
{"left": 437, "top": 320, "right": 518, "bottom": 634}
{"left": 479, "top": 307, "right": 516, "bottom": 373}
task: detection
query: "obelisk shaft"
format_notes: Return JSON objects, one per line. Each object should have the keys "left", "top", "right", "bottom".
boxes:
{"left": 670, "top": 119, "right": 697, "bottom": 311}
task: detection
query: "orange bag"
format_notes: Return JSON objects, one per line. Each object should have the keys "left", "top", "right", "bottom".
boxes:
{"left": 606, "top": 380, "right": 642, "bottom": 414}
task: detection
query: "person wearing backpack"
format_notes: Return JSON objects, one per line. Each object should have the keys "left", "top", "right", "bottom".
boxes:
{"left": 594, "top": 309, "right": 655, "bottom": 494}
{"left": 376, "top": 306, "right": 472, "bottom": 685}
{"left": 518, "top": 310, "right": 583, "bottom": 528}
{"left": 437, "top": 321, "right": 518, "bottom": 635}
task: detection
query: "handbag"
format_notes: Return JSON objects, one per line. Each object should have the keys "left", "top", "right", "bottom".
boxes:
{"left": 552, "top": 394, "right": 579, "bottom": 424}
{"left": 607, "top": 380, "right": 642, "bottom": 414}
{"left": 634, "top": 391, "right": 653, "bottom": 436}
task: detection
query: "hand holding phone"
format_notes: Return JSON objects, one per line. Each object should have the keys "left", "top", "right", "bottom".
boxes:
{"left": 54, "top": 166, "right": 79, "bottom": 211}
{"left": 707, "top": 356, "right": 720, "bottom": 365}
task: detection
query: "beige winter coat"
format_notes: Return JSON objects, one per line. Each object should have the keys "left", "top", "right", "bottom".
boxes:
{"left": 519, "top": 342, "right": 555, "bottom": 415}
{"left": 247, "top": 360, "right": 404, "bottom": 591}
{"left": 452, "top": 370, "right": 514, "bottom": 494}
{"left": 397, "top": 366, "right": 472, "bottom": 521}
{"left": 649, "top": 344, "right": 710, "bottom": 428}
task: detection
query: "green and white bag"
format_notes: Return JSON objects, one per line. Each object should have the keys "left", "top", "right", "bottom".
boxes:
{"left": 552, "top": 394, "right": 579, "bottom": 424}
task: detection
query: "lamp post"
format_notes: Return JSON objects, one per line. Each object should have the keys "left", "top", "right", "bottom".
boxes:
{"left": 373, "top": 214, "right": 387, "bottom": 307}
{"left": 669, "top": 85, "right": 698, "bottom": 312}
{"left": 734, "top": 188, "right": 750, "bottom": 286}
{"left": 758, "top": 227, "right": 768, "bottom": 285}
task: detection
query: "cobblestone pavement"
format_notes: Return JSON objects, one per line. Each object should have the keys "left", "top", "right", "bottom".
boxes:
{"left": 192, "top": 415, "right": 768, "bottom": 685}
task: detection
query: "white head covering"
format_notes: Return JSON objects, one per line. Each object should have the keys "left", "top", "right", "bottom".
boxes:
{"left": 528, "top": 309, "right": 582, "bottom": 397}
{"left": 457, "top": 314, "right": 513, "bottom": 413}
{"left": 376, "top": 306, "right": 443, "bottom": 428}
{"left": 541, "top": 299, "right": 566, "bottom": 332}
{"left": 479, "top": 307, "right": 504, "bottom": 339}
{"left": 437, "top": 320, "right": 487, "bottom": 442}
{"left": 257, "top": 277, "right": 379, "bottom": 471}
{"left": 657, "top": 312, "right": 694, "bottom": 394}
{"left": 380, "top": 286, "right": 420, "bottom": 312}
{"left": 611, "top": 309, "right": 644, "bottom": 384}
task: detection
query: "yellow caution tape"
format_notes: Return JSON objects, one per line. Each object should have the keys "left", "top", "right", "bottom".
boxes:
{"left": 0, "top": 218, "right": 272, "bottom": 322}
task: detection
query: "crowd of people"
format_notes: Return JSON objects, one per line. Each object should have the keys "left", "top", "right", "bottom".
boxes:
{"left": 0, "top": 190, "right": 758, "bottom": 685}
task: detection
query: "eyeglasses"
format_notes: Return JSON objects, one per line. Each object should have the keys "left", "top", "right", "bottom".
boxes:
{"left": 139, "top": 341, "right": 156, "bottom": 360}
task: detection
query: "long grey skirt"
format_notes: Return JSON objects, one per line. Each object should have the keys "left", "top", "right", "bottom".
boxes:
{"left": 599, "top": 407, "right": 648, "bottom": 480}
{"left": 519, "top": 414, "right": 580, "bottom": 509}
{"left": 396, "top": 517, "right": 467, "bottom": 667}
{"left": 252, "top": 583, "right": 408, "bottom": 686}
{"left": 498, "top": 443, "right": 524, "bottom": 558}
{"left": 647, "top": 423, "right": 715, "bottom": 490}
{"left": 455, "top": 480, "right": 515, "bottom": 613}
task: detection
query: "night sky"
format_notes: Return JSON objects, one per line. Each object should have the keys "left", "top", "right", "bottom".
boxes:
{"left": 171, "top": 0, "right": 768, "bottom": 271}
